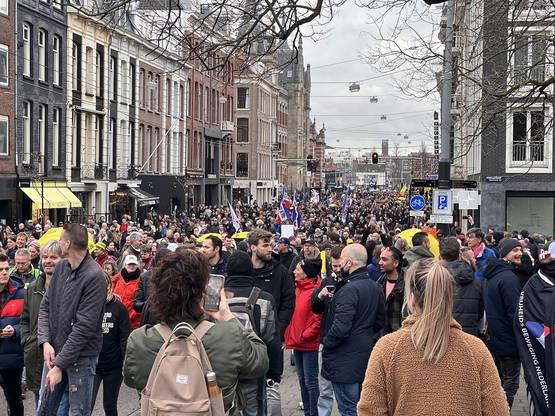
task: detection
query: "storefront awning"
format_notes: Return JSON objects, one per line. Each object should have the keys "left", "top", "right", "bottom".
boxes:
{"left": 21, "top": 186, "right": 83, "bottom": 209}
{"left": 128, "top": 187, "right": 159, "bottom": 207}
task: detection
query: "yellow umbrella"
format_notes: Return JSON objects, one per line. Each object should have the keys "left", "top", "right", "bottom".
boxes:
{"left": 328, "top": 203, "right": 337, "bottom": 207}
{"left": 197, "top": 233, "right": 223, "bottom": 242}
{"left": 232, "top": 231, "right": 250, "bottom": 240}
{"left": 397, "top": 228, "right": 439, "bottom": 258}
{"left": 38, "top": 227, "right": 96, "bottom": 253}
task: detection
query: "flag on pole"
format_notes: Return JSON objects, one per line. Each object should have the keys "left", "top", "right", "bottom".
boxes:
{"left": 229, "top": 203, "right": 241, "bottom": 231}
{"left": 326, "top": 195, "right": 336, "bottom": 205}
{"left": 291, "top": 192, "right": 301, "bottom": 228}
{"left": 310, "top": 189, "right": 320, "bottom": 204}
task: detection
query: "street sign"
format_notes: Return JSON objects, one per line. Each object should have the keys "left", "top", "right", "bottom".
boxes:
{"left": 430, "top": 214, "right": 453, "bottom": 224}
{"left": 410, "top": 210, "right": 425, "bottom": 217}
{"left": 409, "top": 195, "right": 426, "bottom": 211}
{"left": 432, "top": 189, "right": 453, "bottom": 215}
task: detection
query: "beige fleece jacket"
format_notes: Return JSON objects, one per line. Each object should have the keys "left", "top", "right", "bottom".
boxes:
{"left": 357, "top": 316, "right": 510, "bottom": 416}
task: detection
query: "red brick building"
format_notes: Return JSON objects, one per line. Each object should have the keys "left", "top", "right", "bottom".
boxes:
{"left": 0, "top": 0, "right": 16, "bottom": 224}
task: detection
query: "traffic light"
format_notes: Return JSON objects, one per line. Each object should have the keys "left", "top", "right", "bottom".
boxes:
{"left": 372, "top": 152, "right": 379, "bottom": 164}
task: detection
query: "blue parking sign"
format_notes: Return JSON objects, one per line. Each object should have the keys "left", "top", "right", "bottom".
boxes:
{"left": 432, "top": 190, "right": 453, "bottom": 215}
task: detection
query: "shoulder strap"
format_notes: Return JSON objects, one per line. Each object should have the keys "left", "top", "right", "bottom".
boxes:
{"left": 246, "top": 287, "right": 261, "bottom": 309}
{"left": 154, "top": 320, "right": 214, "bottom": 342}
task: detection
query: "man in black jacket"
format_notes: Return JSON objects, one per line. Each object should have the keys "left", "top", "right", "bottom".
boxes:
{"left": 38, "top": 223, "right": 107, "bottom": 416}
{"left": 376, "top": 247, "right": 405, "bottom": 336}
{"left": 275, "top": 237, "right": 298, "bottom": 271}
{"left": 248, "top": 229, "right": 295, "bottom": 416}
{"left": 201, "top": 235, "right": 230, "bottom": 276}
{"left": 311, "top": 245, "right": 342, "bottom": 416}
{"left": 225, "top": 251, "right": 281, "bottom": 416}
{"left": 322, "top": 243, "right": 384, "bottom": 416}
{"left": 440, "top": 237, "right": 484, "bottom": 337}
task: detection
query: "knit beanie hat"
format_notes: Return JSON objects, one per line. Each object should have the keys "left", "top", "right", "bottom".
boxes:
{"left": 226, "top": 250, "right": 254, "bottom": 276}
{"left": 498, "top": 238, "right": 521, "bottom": 259}
{"left": 300, "top": 258, "right": 322, "bottom": 279}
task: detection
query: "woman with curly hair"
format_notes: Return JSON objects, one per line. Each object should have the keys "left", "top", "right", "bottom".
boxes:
{"left": 123, "top": 249, "right": 269, "bottom": 414}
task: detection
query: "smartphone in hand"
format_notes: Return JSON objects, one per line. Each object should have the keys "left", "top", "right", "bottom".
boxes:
{"left": 204, "top": 274, "right": 225, "bottom": 312}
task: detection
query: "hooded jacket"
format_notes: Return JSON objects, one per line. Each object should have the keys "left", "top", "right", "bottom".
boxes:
{"left": 0, "top": 278, "right": 25, "bottom": 370}
{"left": 252, "top": 258, "right": 295, "bottom": 340}
{"left": 483, "top": 258, "right": 521, "bottom": 356}
{"left": 113, "top": 269, "right": 142, "bottom": 329}
{"left": 285, "top": 277, "right": 322, "bottom": 351}
{"left": 445, "top": 260, "right": 484, "bottom": 337}
{"left": 225, "top": 274, "right": 282, "bottom": 382}
{"left": 404, "top": 246, "right": 434, "bottom": 266}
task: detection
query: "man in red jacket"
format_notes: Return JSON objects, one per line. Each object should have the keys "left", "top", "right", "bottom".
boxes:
{"left": 285, "top": 258, "right": 322, "bottom": 416}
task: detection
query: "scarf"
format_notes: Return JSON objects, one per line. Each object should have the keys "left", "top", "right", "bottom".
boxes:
{"left": 121, "top": 268, "right": 141, "bottom": 283}
{"left": 472, "top": 242, "right": 485, "bottom": 259}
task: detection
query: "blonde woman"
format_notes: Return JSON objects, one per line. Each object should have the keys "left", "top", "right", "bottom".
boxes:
{"left": 357, "top": 259, "right": 509, "bottom": 416}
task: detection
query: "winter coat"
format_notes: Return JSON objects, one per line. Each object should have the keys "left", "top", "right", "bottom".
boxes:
{"left": 475, "top": 246, "right": 497, "bottom": 280}
{"left": 279, "top": 249, "right": 299, "bottom": 272}
{"left": 404, "top": 246, "right": 434, "bottom": 266}
{"left": 322, "top": 267, "right": 385, "bottom": 384}
{"left": 211, "top": 250, "right": 230, "bottom": 276}
{"left": 20, "top": 273, "right": 47, "bottom": 393}
{"left": 98, "top": 297, "right": 131, "bottom": 372}
{"left": 38, "top": 255, "right": 107, "bottom": 370}
{"left": 9, "top": 265, "right": 40, "bottom": 288}
{"left": 376, "top": 271, "right": 405, "bottom": 335}
{"left": 311, "top": 274, "right": 339, "bottom": 343}
{"left": 285, "top": 277, "right": 322, "bottom": 351}
{"left": 253, "top": 258, "right": 295, "bottom": 340}
{"left": 445, "top": 260, "right": 484, "bottom": 337}
{"left": 0, "top": 279, "right": 25, "bottom": 369}
{"left": 123, "top": 318, "right": 269, "bottom": 414}
{"left": 366, "top": 257, "right": 381, "bottom": 281}
{"left": 113, "top": 271, "right": 141, "bottom": 329}
{"left": 133, "top": 270, "right": 156, "bottom": 326}
{"left": 357, "top": 316, "right": 510, "bottom": 416}
{"left": 483, "top": 258, "right": 521, "bottom": 356}
{"left": 225, "top": 274, "right": 281, "bottom": 382}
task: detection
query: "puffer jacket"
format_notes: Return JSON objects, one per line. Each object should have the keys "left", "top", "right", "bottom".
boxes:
{"left": 404, "top": 246, "right": 434, "bottom": 266}
{"left": 124, "top": 318, "right": 269, "bottom": 414}
{"left": 113, "top": 271, "right": 141, "bottom": 329}
{"left": 285, "top": 277, "right": 322, "bottom": 351}
{"left": 483, "top": 258, "right": 521, "bottom": 356}
{"left": 0, "top": 278, "right": 25, "bottom": 369}
{"left": 20, "top": 273, "right": 47, "bottom": 393}
{"left": 444, "top": 260, "right": 484, "bottom": 337}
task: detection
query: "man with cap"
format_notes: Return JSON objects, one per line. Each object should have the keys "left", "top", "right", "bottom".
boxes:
{"left": 112, "top": 254, "right": 142, "bottom": 329}
{"left": 483, "top": 238, "right": 523, "bottom": 409}
{"left": 288, "top": 239, "right": 320, "bottom": 281}
{"left": 93, "top": 242, "right": 114, "bottom": 268}
{"left": 275, "top": 237, "right": 299, "bottom": 271}
{"left": 224, "top": 251, "right": 281, "bottom": 416}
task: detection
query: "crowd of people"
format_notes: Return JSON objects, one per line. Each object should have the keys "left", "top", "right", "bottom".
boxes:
{"left": 0, "top": 189, "right": 553, "bottom": 416}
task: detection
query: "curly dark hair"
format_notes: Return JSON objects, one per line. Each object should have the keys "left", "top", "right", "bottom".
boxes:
{"left": 149, "top": 249, "right": 210, "bottom": 323}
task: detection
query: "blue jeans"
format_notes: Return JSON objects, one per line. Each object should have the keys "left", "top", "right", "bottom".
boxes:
{"left": 293, "top": 350, "right": 319, "bottom": 416}
{"left": 317, "top": 345, "right": 333, "bottom": 416}
{"left": 332, "top": 382, "right": 360, "bottom": 416}
{"left": 42, "top": 356, "right": 98, "bottom": 416}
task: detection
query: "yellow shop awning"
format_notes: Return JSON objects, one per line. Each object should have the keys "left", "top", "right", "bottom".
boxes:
{"left": 21, "top": 186, "right": 82, "bottom": 209}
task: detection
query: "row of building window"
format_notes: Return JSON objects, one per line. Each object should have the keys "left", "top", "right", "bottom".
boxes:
{"left": 20, "top": 102, "right": 61, "bottom": 167}
{"left": 21, "top": 24, "right": 62, "bottom": 86}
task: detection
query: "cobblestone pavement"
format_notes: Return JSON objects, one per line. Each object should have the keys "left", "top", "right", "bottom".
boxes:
{"left": 6, "top": 349, "right": 530, "bottom": 415}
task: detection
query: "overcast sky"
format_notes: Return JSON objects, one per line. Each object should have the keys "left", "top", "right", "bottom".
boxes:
{"left": 303, "top": 1, "right": 440, "bottom": 156}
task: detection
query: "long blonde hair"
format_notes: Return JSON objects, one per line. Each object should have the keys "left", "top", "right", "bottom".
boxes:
{"left": 405, "top": 258, "right": 455, "bottom": 363}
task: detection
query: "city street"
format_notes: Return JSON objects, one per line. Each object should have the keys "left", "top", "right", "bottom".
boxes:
{"left": 5, "top": 350, "right": 530, "bottom": 415}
